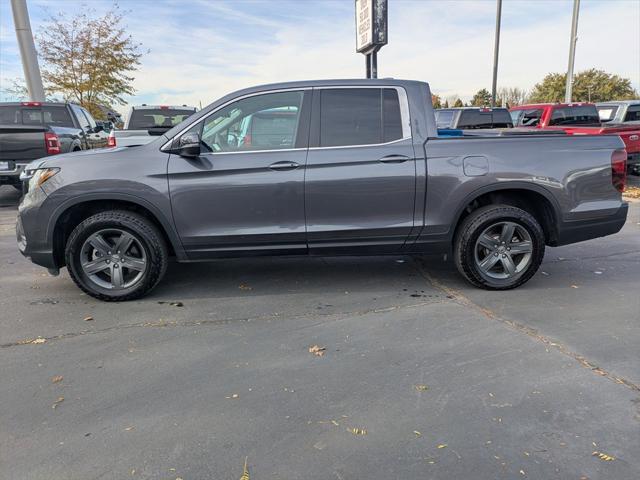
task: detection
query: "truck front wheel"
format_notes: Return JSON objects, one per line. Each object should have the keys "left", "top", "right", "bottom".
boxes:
{"left": 454, "top": 205, "right": 545, "bottom": 290}
{"left": 65, "top": 210, "right": 168, "bottom": 301}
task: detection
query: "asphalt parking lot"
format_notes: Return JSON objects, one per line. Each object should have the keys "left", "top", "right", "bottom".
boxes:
{"left": 1, "top": 182, "right": 639, "bottom": 480}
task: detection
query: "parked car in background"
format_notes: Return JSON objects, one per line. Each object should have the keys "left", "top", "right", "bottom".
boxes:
{"left": 596, "top": 100, "right": 640, "bottom": 125}
{"left": 0, "top": 102, "right": 110, "bottom": 190}
{"left": 114, "top": 105, "right": 197, "bottom": 147}
{"left": 510, "top": 102, "right": 640, "bottom": 175}
{"left": 16, "top": 79, "right": 628, "bottom": 301}
{"left": 435, "top": 107, "right": 513, "bottom": 129}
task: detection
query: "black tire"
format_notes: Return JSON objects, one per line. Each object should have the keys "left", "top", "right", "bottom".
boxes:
{"left": 65, "top": 210, "right": 168, "bottom": 301}
{"left": 454, "top": 204, "right": 545, "bottom": 290}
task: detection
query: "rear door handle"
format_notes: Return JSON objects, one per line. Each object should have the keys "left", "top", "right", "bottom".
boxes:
{"left": 378, "top": 154, "right": 410, "bottom": 163}
{"left": 269, "top": 161, "right": 300, "bottom": 171}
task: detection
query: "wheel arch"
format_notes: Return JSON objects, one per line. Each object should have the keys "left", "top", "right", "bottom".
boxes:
{"left": 451, "top": 183, "right": 561, "bottom": 246}
{"left": 49, "top": 193, "right": 184, "bottom": 268}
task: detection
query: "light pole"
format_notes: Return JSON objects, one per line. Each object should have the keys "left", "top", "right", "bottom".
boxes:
{"left": 565, "top": 0, "right": 580, "bottom": 103}
{"left": 10, "top": 0, "right": 45, "bottom": 102}
{"left": 491, "top": 0, "right": 502, "bottom": 108}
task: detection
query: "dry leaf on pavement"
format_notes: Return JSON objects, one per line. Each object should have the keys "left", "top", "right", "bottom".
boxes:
{"left": 84, "top": 316, "right": 94, "bottom": 321}
{"left": 239, "top": 456, "right": 250, "bottom": 480}
{"left": 238, "top": 283, "right": 252, "bottom": 291}
{"left": 51, "top": 375, "right": 63, "bottom": 383}
{"left": 414, "top": 385, "right": 428, "bottom": 392}
{"left": 592, "top": 451, "right": 615, "bottom": 461}
{"left": 348, "top": 427, "right": 367, "bottom": 435}
{"left": 309, "top": 345, "right": 326, "bottom": 357}
{"left": 52, "top": 396, "right": 64, "bottom": 409}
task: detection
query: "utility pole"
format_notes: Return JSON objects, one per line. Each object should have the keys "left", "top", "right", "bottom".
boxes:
{"left": 491, "top": 0, "right": 502, "bottom": 108}
{"left": 565, "top": 0, "right": 580, "bottom": 103}
{"left": 10, "top": 0, "right": 45, "bottom": 102}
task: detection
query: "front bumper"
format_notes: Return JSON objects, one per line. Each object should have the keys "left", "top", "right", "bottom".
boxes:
{"left": 555, "top": 203, "right": 629, "bottom": 246}
{"left": 0, "top": 162, "right": 28, "bottom": 184}
{"left": 17, "top": 186, "right": 58, "bottom": 270}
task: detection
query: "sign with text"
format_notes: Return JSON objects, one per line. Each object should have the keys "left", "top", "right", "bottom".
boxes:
{"left": 355, "top": 0, "right": 387, "bottom": 53}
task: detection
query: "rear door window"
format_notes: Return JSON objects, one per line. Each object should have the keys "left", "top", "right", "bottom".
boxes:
{"left": 597, "top": 106, "right": 619, "bottom": 122}
{"left": 71, "top": 104, "right": 91, "bottom": 130}
{"left": 319, "top": 88, "right": 404, "bottom": 147}
{"left": 624, "top": 105, "right": 640, "bottom": 122}
{"left": 518, "top": 109, "right": 542, "bottom": 127}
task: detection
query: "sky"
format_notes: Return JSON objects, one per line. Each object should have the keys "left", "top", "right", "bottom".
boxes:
{"left": 1, "top": 0, "right": 639, "bottom": 114}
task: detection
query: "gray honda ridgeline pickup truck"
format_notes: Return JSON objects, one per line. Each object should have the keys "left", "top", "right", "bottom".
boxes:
{"left": 17, "top": 79, "right": 629, "bottom": 301}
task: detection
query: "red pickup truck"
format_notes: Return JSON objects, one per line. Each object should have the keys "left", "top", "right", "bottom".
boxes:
{"left": 510, "top": 103, "right": 640, "bottom": 175}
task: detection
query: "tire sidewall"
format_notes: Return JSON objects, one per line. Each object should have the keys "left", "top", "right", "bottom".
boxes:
{"left": 66, "top": 213, "right": 164, "bottom": 300}
{"left": 457, "top": 206, "right": 545, "bottom": 290}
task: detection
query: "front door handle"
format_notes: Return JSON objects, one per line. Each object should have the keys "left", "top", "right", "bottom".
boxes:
{"left": 379, "top": 154, "right": 410, "bottom": 163}
{"left": 269, "top": 161, "right": 300, "bottom": 171}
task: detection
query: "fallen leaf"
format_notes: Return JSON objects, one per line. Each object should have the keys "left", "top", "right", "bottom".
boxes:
{"left": 541, "top": 271, "right": 549, "bottom": 276}
{"left": 309, "top": 345, "right": 326, "bottom": 357}
{"left": 124, "top": 426, "right": 135, "bottom": 431}
{"left": 414, "top": 384, "right": 428, "bottom": 392}
{"left": 239, "top": 456, "right": 250, "bottom": 480}
{"left": 592, "top": 451, "right": 615, "bottom": 461}
{"left": 571, "top": 285, "right": 579, "bottom": 289}
{"left": 437, "top": 444, "right": 447, "bottom": 449}
{"left": 51, "top": 375, "right": 63, "bottom": 383}
{"left": 348, "top": 427, "right": 367, "bottom": 435}
{"left": 331, "top": 420, "right": 339, "bottom": 426}
{"left": 520, "top": 469, "right": 526, "bottom": 476}
{"left": 238, "top": 283, "right": 252, "bottom": 291}
{"left": 158, "top": 301, "right": 184, "bottom": 307}
{"left": 84, "top": 316, "right": 94, "bottom": 321}
{"left": 414, "top": 430, "right": 422, "bottom": 437}
{"left": 226, "top": 393, "right": 239, "bottom": 399}
{"left": 52, "top": 396, "right": 64, "bottom": 409}
{"left": 20, "top": 337, "right": 47, "bottom": 345}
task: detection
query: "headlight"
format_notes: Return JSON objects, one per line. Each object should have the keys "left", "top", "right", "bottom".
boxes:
{"left": 28, "top": 167, "right": 60, "bottom": 190}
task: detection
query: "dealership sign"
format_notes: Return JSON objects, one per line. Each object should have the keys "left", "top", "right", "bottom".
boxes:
{"left": 355, "top": 0, "right": 387, "bottom": 53}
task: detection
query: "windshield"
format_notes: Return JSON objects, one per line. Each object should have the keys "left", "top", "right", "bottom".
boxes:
{"left": 596, "top": 106, "right": 619, "bottom": 123}
{"left": 549, "top": 105, "right": 600, "bottom": 126}
{"left": 0, "top": 105, "right": 74, "bottom": 127}
{"left": 127, "top": 109, "right": 195, "bottom": 130}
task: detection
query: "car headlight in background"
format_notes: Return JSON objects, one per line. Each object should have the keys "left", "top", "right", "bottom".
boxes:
{"left": 26, "top": 167, "right": 60, "bottom": 190}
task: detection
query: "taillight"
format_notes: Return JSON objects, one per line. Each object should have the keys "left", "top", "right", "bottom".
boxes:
{"left": 21, "top": 101, "right": 41, "bottom": 106}
{"left": 107, "top": 131, "right": 116, "bottom": 147}
{"left": 611, "top": 148, "right": 627, "bottom": 193}
{"left": 44, "top": 132, "right": 61, "bottom": 155}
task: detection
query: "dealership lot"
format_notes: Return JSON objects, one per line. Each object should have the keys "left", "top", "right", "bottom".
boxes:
{"left": 1, "top": 185, "right": 639, "bottom": 479}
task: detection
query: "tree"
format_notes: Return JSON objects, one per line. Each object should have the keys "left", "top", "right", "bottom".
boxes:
{"left": 453, "top": 98, "right": 464, "bottom": 108}
{"left": 431, "top": 94, "right": 442, "bottom": 109}
{"left": 443, "top": 99, "right": 449, "bottom": 108}
{"left": 497, "top": 87, "right": 528, "bottom": 107}
{"left": 37, "top": 5, "right": 144, "bottom": 118}
{"left": 470, "top": 88, "right": 492, "bottom": 107}
{"left": 528, "top": 69, "right": 638, "bottom": 103}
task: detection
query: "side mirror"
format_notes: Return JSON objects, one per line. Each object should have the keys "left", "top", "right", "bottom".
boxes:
{"left": 177, "top": 133, "right": 201, "bottom": 158}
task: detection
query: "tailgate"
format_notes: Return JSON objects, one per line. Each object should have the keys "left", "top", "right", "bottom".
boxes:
{"left": 0, "top": 125, "right": 47, "bottom": 162}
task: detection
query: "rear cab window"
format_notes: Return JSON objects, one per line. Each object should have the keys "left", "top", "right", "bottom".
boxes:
{"left": 549, "top": 105, "right": 600, "bottom": 126}
{"left": 456, "top": 109, "right": 513, "bottom": 129}
{"left": 0, "top": 105, "right": 74, "bottom": 127}
{"left": 128, "top": 109, "right": 195, "bottom": 130}
{"left": 319, "top": 88, "right": 405, "bottom": 147}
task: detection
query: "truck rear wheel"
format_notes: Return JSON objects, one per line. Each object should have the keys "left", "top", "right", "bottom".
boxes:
{"left": 454, "top": 205, "right": 545, "bottom": 290}
{"left": 65, "top": 210, "right": 168, "bottom": 301}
